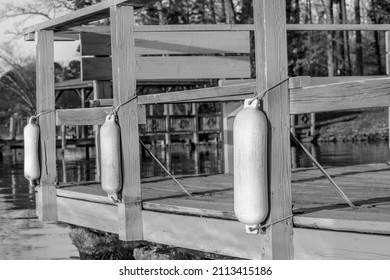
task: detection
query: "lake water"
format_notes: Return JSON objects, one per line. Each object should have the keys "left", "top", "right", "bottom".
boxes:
{"left": 1, "top": 141, "right": 390, "bottom": 259}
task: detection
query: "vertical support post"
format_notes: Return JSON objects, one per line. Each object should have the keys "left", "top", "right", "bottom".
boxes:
{"left": 221, "top": 102, "right": 241, "bottom": 174}
{"left": 192, "top": 103, "right": 199, "bottom": 144}
{"left": 35, "top": 30, "right": 57, "bottom": 222}
{"left": 310, "top": 113, "right": 316, "bottom": 139}
{"left": 9, "top": 114, "right": 16, "bottom": 140}
{"left": 254, "top": 0, "right": 293, "bottom": 259}
{"left": 110, "top": 4, "right": 142, "bottom": 241}
{"left": 164, "top": 104, "right": 171, "bottom": 146}
{"left": 385, "top": 31, "right": 390, "bottom": 148}
{"left": 93, "top": 81, "right": 112, "bottom": 181}
{"left": 80, "top": 88, "right": 87, "bottom": 139}
{"left": 61, "top": 125, "right": 66, "bottom": 151}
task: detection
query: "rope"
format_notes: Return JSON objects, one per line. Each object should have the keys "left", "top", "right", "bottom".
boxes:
{"left": 248, "top": 214, "right": 293, "bottom": 232}
{"left": 31, "top": 109, "right": 56, "bottom": 121}
{"left": 109, "top": 95, "right": 138, "bottom": 119}
{"left": 139, "top": 140, "right": 192, "bottom": 197}
{"left": 249, "top": 77, "right": 290, "bottom": 104}
{"left": 290, "top": 131, "right": 356, "bottom": 208}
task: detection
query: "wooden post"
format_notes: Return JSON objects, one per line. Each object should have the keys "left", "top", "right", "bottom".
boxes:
{"left": 61, "top": 125, "right": 66, "bottom": 151}
{"left": 9, "top": 114, "right": 16, "bottom": 140}
{"left": 221, "top": 102, "right": 241, "bottom": 174}
{"left": 93, "top": 81, "right": 112, "bottom": 181}
{"left": 35, "top": 30, "right": 57, "bottom": 222}
{"left": 110, "top": 4, "right": 142, "bottom": 241}
{"left": 254, "top": 0, "right": 293, "bottom": 259}
{"left": 192, "top": 103, "right": 199, "bottom": 144}
{"left": 385, "top": 31, "right": 390, "bottom": 148}
{"left": 310, "top": 113, "right": 316, "bottom": 139}
{"left": 164, "top": 104, "right": 171, "bottom": 146}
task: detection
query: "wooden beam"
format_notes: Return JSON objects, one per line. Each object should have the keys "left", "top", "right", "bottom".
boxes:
{"left": 80, "top": 31, "right": 250, "bottom": 56}
{"left": 93, "top": 81, "right": 112, "bottom": 182}
{"left": 294, "top": 228, "right": 390, "bottom": 259}
{"left": 56, "top": 107, "right": 146, "bottom": 126}
{"left": 81, "top": 56, "right": 251, "bottom": 81}
{"left": 286, "top": 23, "right": 390, "bottom": 31}
{"left": 36, "top": 30, "right": 57, "bottom": 222}
{"left": 138, "top": 82, "right": 255, "bottom": 105}
{"left": 254, "top": 0, "right": 293, "bottom": 259}
{"left": 290, "top": 77, "right": 390, "bottom": 114}
{"left": 25, "top": 23, "right": 390, "bottom": 42}
{"left": 110, "top": 5, "right": 142, "bottom": 241}
{"left": 23, "top": 0, "right": 158, "bottom": 35}
{"left": 55, "top": 196, "right": 390, "bottom": 260}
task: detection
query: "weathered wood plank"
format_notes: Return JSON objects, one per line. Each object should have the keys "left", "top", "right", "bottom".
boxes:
{"left": 36, "top": 30, "right": 57, "bottom": 222}
{"left": 143, "top": 211, "right": 261, "bottom": 259}
{"left": 23, "top": 0, "right": 158, "bottom": 34}
{"left": 56, "top": 106, "right": 145, "bottom": 126}
{"left": 254, "top": 0, "right": 293, "bottom": 259}
{"left": 287, "top": 23, "right": 390, "bottom": 31}
{"left": 138, "top": 82, "right": 255, "bottom": 104}
{"left": 81, "top": 56, "right": 251, "bottom": 81}
{"left": 294, "top": 210, "right": 390, "bottom": 234}
{"left": 111, "top": 5, "right": 142, "bottom": 241}
{"left": 294, "top": 228, "right": 390, "bottom": 259}
{"left": 57, "top": 197, "right": 118, "bottom": 234}
{"left": 81, "top": 31, "right": 250, "bottom": 56}
{"left": 290, "top": 77, "right": 390, "bottom": 114}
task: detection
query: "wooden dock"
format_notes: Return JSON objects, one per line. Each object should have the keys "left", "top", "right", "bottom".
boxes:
{"left": 56, "top": 163, "right": 390, "bottom": 259}
{"left": 23, "top": 0, "right": 390, "bottom": 260}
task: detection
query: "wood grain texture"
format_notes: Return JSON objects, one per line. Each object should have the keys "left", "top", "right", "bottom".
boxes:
{"left": 36, "top": 30, "right": 57, "bottom": 222}
{"left": 221, "top": 102, "right": 242, "bottom": 174}
{"left": 81, "top": 56, "right": 251, "bottom": 81}
{"left": 81, "top": 31, "right": 250, "bottom": 56}
{"left": 110, "top": 5, "right": 142, "bottom": 241}
{"left": 286, "top": 23, "right": 390, "bottom": 31}
{"left": 294, "top": 228, "right": 390, "bottom": 259}
{"left": 143, "top": 211, "right": 262, "bottom": 259}
{"left": 138, "top": 82, "right": 255, "bottom": 104}
{"left": 254, "top": 0, "right": 293, "bottom": 259}
{"left": 290, "top": 77, "right": 390, "bottom": 114}
{"left": 56, "top": 106, "right": 145, "bottom": 125}
{"left": 57, "top": 197, "right": 118, "bottom": 234}
{"left": 23, "top": 0, "right": 158, "bottom": 34}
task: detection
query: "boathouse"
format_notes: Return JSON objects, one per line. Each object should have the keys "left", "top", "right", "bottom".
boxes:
{"left": 24, "top": 0, "right": 390, "bottom": 259}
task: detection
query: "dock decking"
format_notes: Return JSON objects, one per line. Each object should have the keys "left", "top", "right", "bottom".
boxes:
{"left": 55, "top": 163, "right": 390, "bottom": 259}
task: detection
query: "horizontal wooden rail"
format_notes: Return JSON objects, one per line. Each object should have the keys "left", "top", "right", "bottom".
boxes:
{"left": 80, "top": 31, "right": 250, "bottom": 56}
{"left": 26, "top": 23, "right": 390, "bottom": 41}
{"left": 290, "top": 77, "right": 390, "bottom": 114}
{"left": 56, "top": 106, "right": 146, "bottom": 126}
{"left": 137, "top": 82, "right": 256, "bottom": 104}
{"left": 81, "top": 56, "right": 251, "bottom": 81}
{"left": 23, "top": 0, "right": 157, "bottom": 35}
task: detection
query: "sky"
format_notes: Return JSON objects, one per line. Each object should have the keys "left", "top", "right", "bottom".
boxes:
{"left": 0, "top": 0, "right": 80, "bottom": 66}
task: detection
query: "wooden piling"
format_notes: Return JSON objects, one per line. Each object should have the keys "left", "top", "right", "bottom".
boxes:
{"left": 35, "top": 30, "right": 57, "bottom": 222}
{"left": 385, "top": 31, "right": 390, "bottom": 148}
{"left": 254, "top": 0, "right": 293, "bottom": 259}
{"left": 110, "top": 4, "right": 142, "bottom": 241}
{"left": 93, "top": 81, "right": 112, "bottom": 181}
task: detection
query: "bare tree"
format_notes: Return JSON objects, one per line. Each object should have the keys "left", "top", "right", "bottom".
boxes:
{"left": 0, "top": 43, "right": 36, "bottom": 115}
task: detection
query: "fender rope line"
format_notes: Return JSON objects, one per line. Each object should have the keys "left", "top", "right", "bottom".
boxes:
{"left": 31, "top": 109, "right": 56, "bottom": 120}
{"left": 139, "top": 140, "right": 192, "bottom": 197}
{"left": 109, "top": 95, "right": 138, "bottom": 119}
{"left": 249, "top": 76, "right": 290, "bottom": 104}
{"left": 248, "top": 214, "right": 293, "bottom": 232}
{"left": 290, "top": 131, "right": 356, "bottom": 208}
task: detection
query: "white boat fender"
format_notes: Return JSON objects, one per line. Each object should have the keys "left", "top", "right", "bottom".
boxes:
{"left": 24, "top": 116, "right": 40, "bottom": 187}
{"left": 100, "top": 114, "right": 122, "bottom": 203}
{"left": 233, "top": 99, "right": 268, "bottom": 234}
